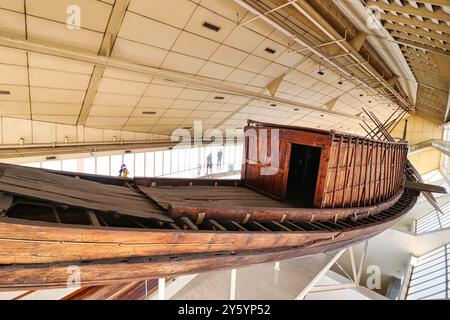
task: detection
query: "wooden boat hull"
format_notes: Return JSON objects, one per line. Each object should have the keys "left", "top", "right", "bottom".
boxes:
{"left": 0, "top": 189, "right": 418, "bottom": 290}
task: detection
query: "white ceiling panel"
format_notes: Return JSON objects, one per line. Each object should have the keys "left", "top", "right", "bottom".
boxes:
{"left": 98, "top": 77, "right": 148, "bottom": 96}
{"left": 111, "top": 38, "right": 168, "bottom": 67}
{"left": 30, "top": 87, "right": 85, "bottom": 104}
{"left": 118, "top": 12, "right": 181, "bottom": 50}
{"left": 0, "top": 8, "right": 26, "bottom": 35}
{"left": 29, "top": 68, "right": 91, "bottom": 90}
{"left": 27, "top": 16, "right": 103, "bottom": 53}
{"left": 184, "top": 6, "right": 235, "bottom": 42}
{"left": 0, "top": 47, "right": 27, "bottom": 66}
{"left": 28, "top": 53, "right": 93, "bottom": 74}
{"left": 0, "top": 64, "right": 28, "bottom": 85}
{"left": 26, "top": 0, "right": 112, "bottom": 32}
{"left": 129, "top": 0, "right": 197, "bottom": 29}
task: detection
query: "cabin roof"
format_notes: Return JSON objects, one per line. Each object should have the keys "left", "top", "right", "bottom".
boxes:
{"left": 246, "top": 120, "right": 408, "bottom": 146}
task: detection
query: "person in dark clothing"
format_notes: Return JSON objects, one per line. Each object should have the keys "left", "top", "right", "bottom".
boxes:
{"left": 119, "top": 164, "right": 129, "bottom": 177}
{"left": 206, "top": 153, "right": 213, "bottom": 174}
{"left": 217, "top": 150, "right": 223, "bottom": 167}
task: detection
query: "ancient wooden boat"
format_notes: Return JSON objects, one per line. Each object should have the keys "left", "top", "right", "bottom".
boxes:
{"left": 0, "top": 121, "right": 442, "bottom": 291}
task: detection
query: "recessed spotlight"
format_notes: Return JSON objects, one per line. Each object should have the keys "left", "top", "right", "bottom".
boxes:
{"left": 203, "top": 22, "right": 221, "bottom": 32}
{"left": 142, "top": 111, "right": 157, "bottom": 115}
{"left": 265, "top": 47, "right": 276, "bottom": 54}
{"left": 359, "top": 94, "right": 363, "bottom": 97}
{"left": 214, "top": 96, "right": 225, "bottom": 100}
{"left": 368, "top": 101, "right": 372, "bottom": 103}
{"left": 0, "top": 90, "right": 10, "bottom": 95}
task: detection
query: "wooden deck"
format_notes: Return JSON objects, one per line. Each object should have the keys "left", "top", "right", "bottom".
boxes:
{"left": 0, "top": 164, "right": 170, "bottom": 222}
{"left": 139, "top": 185, "right": 290, "bottom": 211}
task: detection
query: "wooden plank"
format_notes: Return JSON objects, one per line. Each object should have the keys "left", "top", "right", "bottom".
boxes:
{"left": 230, "top": 221, "right": 248, "bottom": 231}
{"left": 87, "top": 210, "right": 101, "bottom": 226}
{"left": 0, "top": 165, "right": 172, "bottom": 222}
{"left": 405, "top": 180, "right": 447, "bottom": 194}
{"left": 207, "top": 219, "right": 227, "bottom": 231}
{"left": 0, "top": 179, "right": 172, "bottom": 222}
{"left": 179, "top": 217, "right": 199, "bottom": 231}
{"left": 0, "top": 192, "right": 13, "bottom": 216}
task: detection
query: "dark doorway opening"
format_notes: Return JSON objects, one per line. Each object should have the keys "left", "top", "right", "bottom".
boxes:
{"left": 285, "top": 144, "right": 322, "bottom": 207}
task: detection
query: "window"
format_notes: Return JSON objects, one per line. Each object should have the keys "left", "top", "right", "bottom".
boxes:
{"left": 189, "top": 148, "right": 198, "bottom": 170}
{"left": 42, "top": 160, "right": 61, "bottom": 171}
{"left": 178, "top": 148, "right": 186, "bottom": 171}
{"left": 135, "top": 153, "right": 145, "bottom": 177}
{"left": 62, "top": 159, "right": 78, "bottom": 172}
{"left": 96, "top": 156, "right": 110, "bottom": 176}
{"left": 171, "top": 149, "right": 179, "bottom": 173}
{"left": 163, "top": 150, "right": 171, "bottom": 175}
{"left": 22, "top": 162, "right": 41, "bottom": 168}
{"left": 416, "top": 203, "right": 450, "bottom": 234}
{"left": 124, "top": 154, "right": 134, "bottom": 177}
{"left": 145, "top": 152, "right": 154, "bottom": 177}
{"left": 155, "top": 151, "right": 163, "bottom": 176}
{"left": 83, "top": 157, "right": 95, "bottom": 174}
{"left": 406, "top": 244, "right": 449, "bottom": 300}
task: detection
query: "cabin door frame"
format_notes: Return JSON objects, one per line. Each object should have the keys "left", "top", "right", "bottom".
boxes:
{"left": 280, "top": 135, "right": 332, "bottom": 208}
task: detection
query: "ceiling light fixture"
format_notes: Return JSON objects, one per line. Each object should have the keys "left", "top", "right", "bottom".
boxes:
{"left": 142, "top": 111, "right": 157, "bottom": 115}
{"left": 203, "top": 22, "right": 221, "bottom": 32}
{"left": 270, "top": 103, "right": 277, "bottom": 107}
{"left": 265, "top": 47, "right": 276, "bottom": 54}
{"left": 0, "top": 90, "right": 10, "bottom": 95}
{"left": 317, "top": 64, "right": 325, "bottom": 76}
{"left": 214, "top": 96, "right": 225, "bottom": 100}
{"left": 337, "top": 77, "right": 343, "bottom": 85}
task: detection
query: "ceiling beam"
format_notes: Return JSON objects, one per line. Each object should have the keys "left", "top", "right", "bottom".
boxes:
{"left": 77, "top": 0, "right": 130, "bottom": 126}
{"left": 367, "top": 0, "right": 450, "bottom": 21}
{"left": 0, "top": 34, "right": 361, "bottom": 120}
{"left": 428, "top": 52, "right": 450, "bottom": 83}
{"left": 391, "top": 35, "right": 450, "bottom": 56}
{"left": 380, "top": 13, "right": 450, "bottom": 34}
{"left": 384, "top": 22, "right": 450, "bottom": 44}
{"left": 390, "top": 31, "right": 450, "bottom": 52}
{"left": 283, "top": 0, "right": 413, "bottom": 112}
{"left": 416, "top": 0, "right": 450, "bottom": 5}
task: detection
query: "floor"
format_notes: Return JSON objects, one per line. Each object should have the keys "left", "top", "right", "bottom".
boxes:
{"left": 171, "top": 251, "right": 340, "bottom": 300}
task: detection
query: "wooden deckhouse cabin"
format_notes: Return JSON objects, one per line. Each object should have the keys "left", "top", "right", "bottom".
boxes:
{"left": 0, "top": 121, "right": 441, "bottom": 290}
{"left": 243, "top": 120, "right": 408, "bottom": 210}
